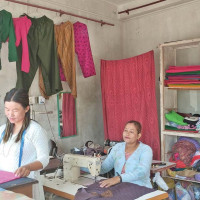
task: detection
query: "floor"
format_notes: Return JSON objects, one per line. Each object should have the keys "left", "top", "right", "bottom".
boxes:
{"left": 45, "top": 192, "right": 69, "bottom": 200}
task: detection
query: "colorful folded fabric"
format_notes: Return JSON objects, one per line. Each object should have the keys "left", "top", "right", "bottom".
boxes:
{"left": 166, "top": 71, "right": 200, "bottom": 76}
{"left": 165, "top": 125, "right": 197, "bottom": 132}
{"left": 168, "top": 84, "right": 200, "bottom": 88}
{"left": 166, "top": 66, "right": 200, "bottom": 73}
{"left": 165, "top": 111, "right": 188, "bottom": 126}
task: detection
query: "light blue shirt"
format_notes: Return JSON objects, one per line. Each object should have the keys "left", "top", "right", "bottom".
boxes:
{"left": 101, "top": 142, "right": 153, "bottom": 188}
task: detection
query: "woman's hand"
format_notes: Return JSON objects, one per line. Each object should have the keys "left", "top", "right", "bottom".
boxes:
{"left": 14, "top": 164, "right": 31, "bottom": 177}
{"left": 99, "top": 176, "right": 121, "bottom": 188}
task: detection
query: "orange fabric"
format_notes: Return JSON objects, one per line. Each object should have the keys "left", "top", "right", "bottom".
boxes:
{"left": 54, "top": 21, "right": 77, "bottom": 98}
{"left": 168, "top": 84, "right": 200, "bottom": 88}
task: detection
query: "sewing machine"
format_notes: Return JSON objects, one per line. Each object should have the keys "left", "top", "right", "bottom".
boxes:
{"left": 63, "top": 154, "right": 101, "bottom": 182}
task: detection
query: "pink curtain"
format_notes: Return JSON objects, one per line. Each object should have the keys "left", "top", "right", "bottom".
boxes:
{"left": 62, "top": 93, "right": 77, "bottom": 137}
{"left": 101, "top": 51, "right": 160, "bottom": 160}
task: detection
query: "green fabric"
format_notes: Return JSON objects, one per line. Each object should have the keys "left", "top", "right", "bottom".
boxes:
{"left": 165, "top": 125, "right": 196, "bottom": 131}
{"left": 166, "top": 71, "right": 200, "bottom": 76}
{"left": 165, "top": 110, "right": 188, "bottom": 125}
{"left": 0, "top": 10, "right": 17, "bottom": 70}
{"left": 16, "top": 15, "right": 62, "bottom": 96}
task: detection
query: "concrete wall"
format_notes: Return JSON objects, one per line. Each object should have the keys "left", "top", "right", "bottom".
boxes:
{"left": 0, "top": 0, "right": 122, "bottom": 152}
{"left": 121, "top": 0, "right": 200, "bottom": 125}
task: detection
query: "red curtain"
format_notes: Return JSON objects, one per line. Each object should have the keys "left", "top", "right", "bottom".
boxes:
{"left": 101, "top": 51, "right": 160, "bottom": 160}
{"left": 62, "top": 93, "right": 77, "bottom": 137}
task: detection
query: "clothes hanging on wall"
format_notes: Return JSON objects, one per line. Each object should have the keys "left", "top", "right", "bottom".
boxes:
{"left": 62, "top": 93, "right": 77, "bottom": 137}
{"left": 0, "top": 10, "right": 18, "bottom": 70}
{"left": 101, "top": 50, "right": 160, "bottom": 160}
{"left": 1, "top": 10, "right": 96, "bottom": 98}
{"left": 16, "top": 15, "right": 63, "bottom": 96}
{"left": 13, "top": 16, "right": 31, "bottom": 73}
{"left": 54, "top": 21, "right": 77, "bottom": 98}
{"left": 73, "top": 21, "right": 96, "bottom": 78}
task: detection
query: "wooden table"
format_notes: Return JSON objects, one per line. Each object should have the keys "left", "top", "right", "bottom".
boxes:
{"left": 151, "top": 160, "right": 176, "bottom": 173}
{"left": 0, "top": 177, "right": 38, "bottom": 198}
{"left": 42, "top": 174, "right": 168, "bottom": 200}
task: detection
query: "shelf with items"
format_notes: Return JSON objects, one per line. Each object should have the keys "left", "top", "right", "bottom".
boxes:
{"left": 162, "top": 131, "right": 200, "bottom": 138}
{"left": 167, "top": 87, "right": 200, "bottom": 90}
{"left": 160, "top": 38, "right": 200, "bottom": 186}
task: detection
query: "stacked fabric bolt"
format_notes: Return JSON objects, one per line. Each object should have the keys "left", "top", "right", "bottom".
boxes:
{"left": 164, "top": 65, "right": 200, "bottom": 88}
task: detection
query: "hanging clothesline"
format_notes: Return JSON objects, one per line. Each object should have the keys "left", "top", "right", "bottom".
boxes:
{"left": 5, "top": 0, "right": 115, "bottom": 26}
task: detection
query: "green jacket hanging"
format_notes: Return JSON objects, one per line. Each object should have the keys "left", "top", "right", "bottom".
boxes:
{"left": 0, "top": 9, "right": 18, "bottom": 70}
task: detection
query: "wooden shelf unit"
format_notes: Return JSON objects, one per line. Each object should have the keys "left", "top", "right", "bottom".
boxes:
{"left": 159, "top": 38, "right": 200, "bottom": 184}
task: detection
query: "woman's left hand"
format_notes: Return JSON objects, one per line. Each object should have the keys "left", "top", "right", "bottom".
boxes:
{"left": 99, "top": 176, "right": 121, "bottom": 188}
{"left": 14, "top": 165, "right": 31, "bottom": 177}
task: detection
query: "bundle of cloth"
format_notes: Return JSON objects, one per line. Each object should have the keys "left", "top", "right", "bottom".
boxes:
{"left": 165, "top": 110, "right": 200, "bottom": 132}
{"left": 168, "top": 137, "right": 200, "bottom": 182}
{"left": 165, "top": 65, "right": 200, "bottom": 88}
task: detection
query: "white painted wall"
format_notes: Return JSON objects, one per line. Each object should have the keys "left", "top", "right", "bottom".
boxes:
{"left": 121, "top": 1, "right": 200, "bottom": 124}
{"left": 0, "top": 0, "right": 122, "bottom": 153}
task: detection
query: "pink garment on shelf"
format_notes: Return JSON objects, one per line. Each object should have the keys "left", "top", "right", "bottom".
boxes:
{"left": 166, "top": 66, "right": 200, "bottom": 73}
{"left": 165, "top": 80, "right": 200, "bottom": 85}
{"left": 62, "top": 93, "right": 77, "bottom": 137}
{"left": 101, "top": 50, "right": 160, "bottom": 160}
{"left": 13, "top": 16, "right": 31, "bottom": 73}
{"left": 73, "top": 21, "right": 96, "bottom": 78}
{"left": 167, "top": 75, "right": 200, "bottom": 80}
{"left": 0, "top": 170, "right": 20, "bottom": 184}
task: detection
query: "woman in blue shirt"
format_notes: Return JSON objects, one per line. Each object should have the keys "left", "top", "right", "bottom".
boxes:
{"left": 100, "top": 120, "right": 153, "bottom": 188}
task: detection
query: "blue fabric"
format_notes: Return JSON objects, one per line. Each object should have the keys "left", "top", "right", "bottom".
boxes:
{"left": 101, "top": 142, "right": 153, "bottom": 188}
{"left": 18, "top": 130, "right": 27, "bottom": 167}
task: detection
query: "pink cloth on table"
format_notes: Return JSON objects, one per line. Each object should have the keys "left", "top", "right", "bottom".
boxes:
{"left": 73, "top": 22, "right": 96, "bottom": 78}
{"left": 166, "top": 66, "right": 200, "bottom": 73}
{"left": 13, "top": 16, "right": 31, "bottom": 73}
{"left": 0, "top": 170, "right": 20, "bottom": 184}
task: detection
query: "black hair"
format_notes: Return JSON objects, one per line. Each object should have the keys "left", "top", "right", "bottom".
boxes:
{"left": 125, "top": 120, "right": 142, "bottom": 134}
{"left": 3, "top": 88, "right": 30, "bottom": 143}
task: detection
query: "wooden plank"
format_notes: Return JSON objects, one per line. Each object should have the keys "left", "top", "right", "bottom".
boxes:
{"left": 160, "top": 38, "right": 200, "bottom": 48}
{"left": 163, "top": 131, "right": 200, "bottom": 138}
{"left": 44, "top": 186, "right": 74, "bottom": 200}
{"left": 0, "top": 177, "right": 38, "bottom": 190}
{"left": 167, "top": 87, "right": 200, "bottom": 90}
{"left": 148, "top": 192, "right": 168, "bottom": 200}
{"left": 11, "top": 184, "right": 33, "bottom": 198}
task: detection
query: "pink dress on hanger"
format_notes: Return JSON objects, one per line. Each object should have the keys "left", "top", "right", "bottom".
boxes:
{"left": 13, "top": 16, "right": 31, "bottom": 73}
{"left": 73, "top": 21, "right": 96, "bottom": 78}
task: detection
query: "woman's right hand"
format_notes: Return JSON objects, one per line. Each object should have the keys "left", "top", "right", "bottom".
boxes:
{"left": 14, "top": 164, "right": 31, "bottom": 177}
